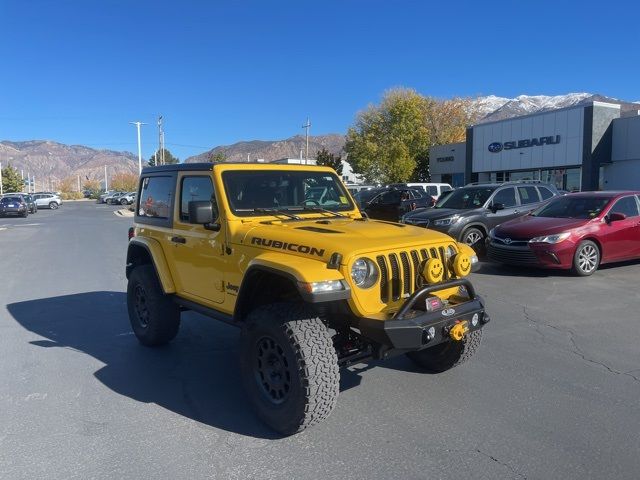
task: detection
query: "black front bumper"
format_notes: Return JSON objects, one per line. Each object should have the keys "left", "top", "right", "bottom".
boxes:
{"left": 358, "top": 278, "right": 489, "bottom": 351}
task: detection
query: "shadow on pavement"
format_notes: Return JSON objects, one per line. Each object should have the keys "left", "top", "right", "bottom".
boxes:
{"left": 7, "top": 292, "right": 280, "bottom": 439}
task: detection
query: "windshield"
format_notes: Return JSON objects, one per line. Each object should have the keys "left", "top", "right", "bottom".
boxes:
{"left": 354, "top": 188, "right": 384, "bottom": 205}
{"left": 532, "top": 195, "right": 612, "bottom": 219}
{"left": 435, "top": 187, "right": 494, "bottom": 210}
{"left": 222, "top": 170, "right": 355, "bottom": 216}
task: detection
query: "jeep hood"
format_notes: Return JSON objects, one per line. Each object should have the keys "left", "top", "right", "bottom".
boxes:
{"left": 233, "top": 217, "right": 456, "bottom": 261}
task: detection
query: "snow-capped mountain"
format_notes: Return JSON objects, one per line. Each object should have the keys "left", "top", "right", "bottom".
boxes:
{"left": 474, "top": 92, "right": 638, "bottom": 123}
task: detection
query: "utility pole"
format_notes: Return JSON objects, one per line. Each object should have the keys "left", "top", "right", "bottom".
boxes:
{"left": 104, "top": 165, "right": 108, "bottom": 191}
{"left": 302, "top": 117, "right": 311, "bottom": 164}
{"left": 129, "top": 121, "right": 146, "bottom": 173}
{"left": 247, "top": 153, "right": 250, "bottom": 162}
{"left": 157, "top": 116, "right": 164, "bottom": 165}
{"left": 77, "top": 175, "right": 81, "bottom": 192}
{"left": 0, "top": 162, "right": 3, "bottom": 195}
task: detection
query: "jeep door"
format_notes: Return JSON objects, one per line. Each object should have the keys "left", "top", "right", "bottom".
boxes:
{"left": 486, "top": 187, "right": 521, "bottom": 230}
{"left": 168, "top": 173, "right": 225, "bottom": 304}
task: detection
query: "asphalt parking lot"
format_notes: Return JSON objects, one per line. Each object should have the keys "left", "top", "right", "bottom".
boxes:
{"left": 1, "top": 202, "right": 639, "bottom": 479}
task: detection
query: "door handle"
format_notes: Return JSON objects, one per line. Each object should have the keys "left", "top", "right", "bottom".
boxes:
{"left": 171, "top": 236, "right": 186, "bottom": 244}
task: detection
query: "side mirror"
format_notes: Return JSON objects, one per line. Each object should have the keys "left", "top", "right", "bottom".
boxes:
{"left": 607, "top": 212, "right": 626, "bottom": 223}
{"left": 490, "top": 202, "right": 504, "bottom": 213}
{"left": 188, "top": 201, "right": 220, "bottom": 231}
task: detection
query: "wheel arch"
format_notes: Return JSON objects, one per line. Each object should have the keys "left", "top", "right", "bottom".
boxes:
{"left": 126, "top": 238, "right": 176, "bottom": 293}
{"left": 233, "top": 266, "right": 304, "bottom": 323}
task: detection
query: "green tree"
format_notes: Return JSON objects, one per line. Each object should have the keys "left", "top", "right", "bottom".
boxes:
{"left": 148, "top": 148, "right": 179, "bottom": 166}
{"left": 345, "top": 88, "right": 431, "bottom": 184}
{"left": 315, "top": 148, "right": 343, "bottom": 176}
{"left": 208, "top": 151, "right": 227, "bottom": 163}
{"left": 1, "top": 164, "right": 23, "bottom": 193}
{"left": 345, "top": 88, "right": 480, "bottom": 184}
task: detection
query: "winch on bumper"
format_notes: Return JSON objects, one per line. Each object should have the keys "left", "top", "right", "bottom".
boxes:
{"left": 357, "top": 278, "right": 490, "bottom": 352}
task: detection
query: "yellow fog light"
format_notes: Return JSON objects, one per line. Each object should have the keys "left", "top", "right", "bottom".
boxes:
{"left": 451, "top": 253, "right": 472, "bottom": 277}
{"left": 449, "top": 321, "right": 469, "bottom": 341}
{"left": 422, "top": 258, "right": 444, "bottom": 284}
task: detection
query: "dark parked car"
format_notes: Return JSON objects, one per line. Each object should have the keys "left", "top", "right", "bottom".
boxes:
{"left": 401, "top": 181, "right": 559, "bottom": 250}
{"left": 2, "top": 193, "right": 37, "bottom": 213}
{"left": 0, "top": 195, "right": 29, "bottom": 217}
{"left": 362, "top": 187, "right": 432, "bottom": 221}
{"left": 487, "top": 191, "right": 640, "bottom": 276}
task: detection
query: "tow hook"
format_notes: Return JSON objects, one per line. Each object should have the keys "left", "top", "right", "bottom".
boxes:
{"left": 449, "top": 321, "right": 469, "bottom": 341}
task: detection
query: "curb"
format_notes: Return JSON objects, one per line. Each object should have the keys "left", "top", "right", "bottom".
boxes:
{"left": 114, "top": 209, "right": 135, "bottom": 218}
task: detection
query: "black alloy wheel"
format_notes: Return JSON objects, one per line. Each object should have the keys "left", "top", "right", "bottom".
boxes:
{"left": 254, "top": 335, "right": 292, "bottom": 405}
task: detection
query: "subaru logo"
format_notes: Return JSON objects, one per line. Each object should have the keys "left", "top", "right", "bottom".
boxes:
{"left": 488, "top": 142, "right": 503, "bottom": 153}
{"left": 503, "top": 237, "right": 512, "bottom": 245}
{"left": 442, "top": 308, "right": 456, "bottom": 317}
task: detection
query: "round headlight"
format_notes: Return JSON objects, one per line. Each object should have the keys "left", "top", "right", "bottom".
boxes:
{"left": 351, "top": 258, "right": 379, "bottom": 288}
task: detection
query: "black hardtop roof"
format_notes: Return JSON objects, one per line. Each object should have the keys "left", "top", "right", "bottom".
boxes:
{"left": 141, "top": 162, "right": 330, "bottom": 174}
{"left": 142, "top": 163, "right": 214, "bottom": 174}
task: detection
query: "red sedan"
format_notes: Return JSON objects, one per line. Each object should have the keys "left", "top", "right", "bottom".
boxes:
{"left": 487, "top": 191, "right": 640, "bottom": 276}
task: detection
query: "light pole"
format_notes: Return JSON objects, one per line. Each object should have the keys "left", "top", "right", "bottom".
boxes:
{"left": 302, "top": 117, "right": 311, "bottom": 164}
{"left": 130, "top": 121, "right": 146, "bottom": 173}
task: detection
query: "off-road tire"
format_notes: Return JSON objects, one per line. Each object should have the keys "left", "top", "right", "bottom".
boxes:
{"left": 120, "top": 198, "right": 128, "bottom": 205}
{"left": 127, "top": 264, "right": 180, "bottom": 346}
{"left": 240, "top": 303, "right": 340, "bottom": 435}
{"left": 49, "top": 202, "right": 58, "bottom": 210}
{"left": 572, "top": 240, "right": 600, "bottom": 276}
{"left": 406, "top": 329, "right": 482, "bottom": 373}
{"left": 461, "top": 227, "right": 485, "bottom": 252}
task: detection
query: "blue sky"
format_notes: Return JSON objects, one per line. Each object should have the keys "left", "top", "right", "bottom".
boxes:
{"left": 1, "top": 0, "right": 638, "bottom": 161}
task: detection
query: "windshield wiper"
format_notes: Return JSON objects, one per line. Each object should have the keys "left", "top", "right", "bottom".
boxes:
{"left": 251, "top": 208, "right": 302, "bottom": 220}
{"left": 300, "top": 206, "right": 345, "bottom": 218}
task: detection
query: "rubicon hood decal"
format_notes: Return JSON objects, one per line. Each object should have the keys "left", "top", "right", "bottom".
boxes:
{"left": 251, "top": 237, "right": 325, "bottom": 257}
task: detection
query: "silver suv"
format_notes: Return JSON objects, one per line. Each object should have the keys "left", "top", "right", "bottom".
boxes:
{"left": 33, "top": 193, "right": 63, "bottom": 209}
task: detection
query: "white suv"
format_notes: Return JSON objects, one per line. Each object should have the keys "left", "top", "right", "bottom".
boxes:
{"left": 33, "top": 193, "right": 63, "bottom": 209}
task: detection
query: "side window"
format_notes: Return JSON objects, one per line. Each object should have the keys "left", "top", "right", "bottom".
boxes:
{"left": 518, "top": 186, "right": 541, "bottom": 205}
{"left": 611, "top": 196, "right": 639, "bottom": 217}
{"left": 409, "top": 189, "right": 422, "bottom": 199}
{"left": 426, "top": 186, "right": 438, "bottom": 196}
{"left": 180, "top": 176, "right": 215, "bottom": 222}
{"left": 138, "top": 176, "right": 174, "bottom": 219}
{"left": 492, "top": 187, "right": 517, "bottom": 208}
{"left": 442, "top": 185, "right": 452, "bottom": 192}
{"left": 538, "top": 186, "right": 554, "bottom": 200}
{"left": 380, "top": 191, "right": 401, "bottom": 204}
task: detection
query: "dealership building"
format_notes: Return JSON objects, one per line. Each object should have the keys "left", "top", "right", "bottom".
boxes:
{"left": 430, "top": 100, "right": 640, "bottom": 191}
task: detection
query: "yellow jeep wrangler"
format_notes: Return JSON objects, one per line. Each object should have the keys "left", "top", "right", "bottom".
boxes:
{"left": 126, "top": 162, "right": 489, "bottom": 435}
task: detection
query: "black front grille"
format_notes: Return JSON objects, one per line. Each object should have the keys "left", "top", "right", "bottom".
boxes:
{"left": 376, "top": 247, "right": 449, "bottom": 303}
{"left": 487, "top": 243, "right": 539, "bottom": 265}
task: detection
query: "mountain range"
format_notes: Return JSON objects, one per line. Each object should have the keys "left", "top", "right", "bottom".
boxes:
{"left": 2, "top": 93, "right": 638, "bottom": 186}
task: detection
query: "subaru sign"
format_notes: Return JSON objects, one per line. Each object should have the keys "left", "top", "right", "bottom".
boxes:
{"left": 488, "top": 135, "right": 561, "bottom": 153}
